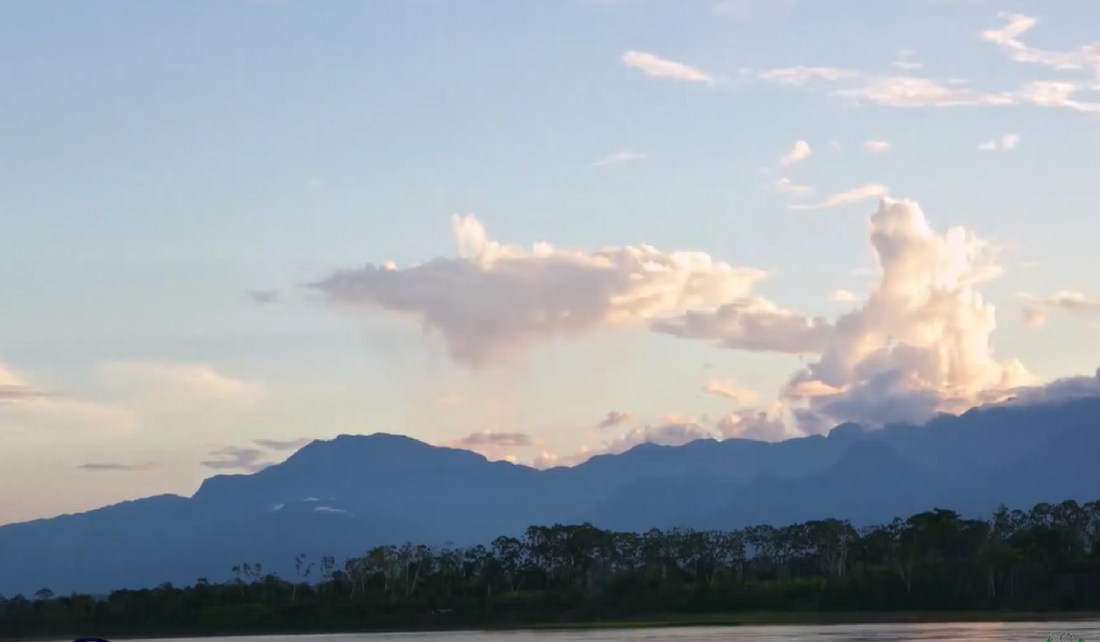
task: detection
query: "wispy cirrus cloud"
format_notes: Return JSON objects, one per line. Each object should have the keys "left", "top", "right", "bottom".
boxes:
{"left": 774, "top": 177, "right": 812, "bottom": 197}
{"left": 622, "top": 51, "right": 714, "bottom": 85}
{"left": 787, "top": 184, "right": 889, "bottom": 211}
{"left": 253, "top": 437, "right": 312, "bottom": 451}
{"left": 201, "top": 446, "right": 270, "bottom": 473}
{"left": 702, "top": 379, "right": 759, "bottom": 406}
{"left": 1020, "top": 292, "right": 1100, "bottom": 328}
{"left": 78, "top": 462, "right": 161, "bottom": 473}
{"left": 590, "top": 151, "right": 647, "bottom": 167}
{"left": 978, "top": 133, "right": 1020, "bottom": 151}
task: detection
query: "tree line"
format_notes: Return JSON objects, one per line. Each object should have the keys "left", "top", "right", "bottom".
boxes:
{"left": 3, "top": 498, "right": 1100, "bottom": 638}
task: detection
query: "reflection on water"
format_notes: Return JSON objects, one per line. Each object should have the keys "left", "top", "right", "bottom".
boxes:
{"left": 139, "top": 620, "right": 1100, "bottom": 642}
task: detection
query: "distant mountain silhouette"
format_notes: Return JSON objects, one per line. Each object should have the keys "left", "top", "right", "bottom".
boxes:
{"left": 2, "top": 396, "right": 1100, "bottom": 596}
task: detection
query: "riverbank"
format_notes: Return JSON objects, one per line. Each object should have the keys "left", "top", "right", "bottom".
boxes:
{"left": 13, "top": 611, "right": 1098, "bottom": 641}
{"left": 521, "top": 611, "right": 1100, "bottom": 630}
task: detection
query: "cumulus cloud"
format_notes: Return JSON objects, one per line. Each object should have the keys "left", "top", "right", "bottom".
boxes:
{"left": 201, "top": 447, "right": 271, "bottom": 473}
{"left": 622, "top": 51, "right": 714, "bottom": 84}
{"left": 652, "top": 296, "right": 832, "bottom": 355}
{"left": 774, "top": 177, "right": 812, "bottom": 197}
{"left": 602, "top": 415, "right": 716, "bottom": 454}
{"left": 779, "top": 140, "right": 812, "bottom": 166}
{"left": 829, "top": 289, "right": 859, "bottom": 302}
{"left": 590, "top": 151, "right": 647, "bottom": 167}
{"left": 99, "top": 363, "right": 266, "bottom": 406}
{"left": 702, "top": 379, "right": 759, "bottom": 406}
{"left": 253, "top": 437, "right": 312, "bottom": 451}
{"left": 78, "top": 462, "right": 161, "bottom": 473}
{"left": 311, "top": 214, "right": 767, "bottom": 367}
{"left": 782, "top": 197, "right": 1034, "bottom": 428}
{"left": 787, "top": 184, "right": 889, "bottom": 211}
{"left": 1019, "top": 292, "right": 1100, "bottom": 328}
{"left": 999, "top": 368, "right": 1100, "bottom": 406}
{"left": 978, "top": 133, "right": 1020, "bottom": 151}
{"left": 716, "top": 404, "right": 791, "bottom": 441}
{"left": 597, "top": 410, "right": 634, "bottom": 428}
{"left": 863, "top": 140, "right": 892, "bottom": 154}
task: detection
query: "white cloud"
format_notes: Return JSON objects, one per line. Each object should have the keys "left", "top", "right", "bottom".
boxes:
{"left": 829, "top": 289, "right": 859, "bottom": 302}
{"left": 312, "top": 214, "right": 768, "bottom": 367}
{"left": 759, "top": 66, "right": 856, "bottom": 85}
{"left": 779, "top": 140, "right": 812, "bottom": 166}
{"left": 863, "top": 140, "right": 892, "bottom": 154}
{"left": 602, "top": 416, "right": 715, "bottom": 454}
{"left": 99, "top": 363, "right": 266, "bottom": 406}
{"left": 703, "top": 379, "right": 759, "bottom": 406}
{"left": 774, "top": 177, "right": 812, "bottom": 197}
{"left": 978, "top": 133, "right": 1020, "bottom": 152}
{"left": 981, "top": 13, "right": 1100, "bottom": 78}
{"left": 1019, "top": 291, "right": 1100, "bottom": 328}
{"left": 787, "top": 184, "right": 889, "bottom": 211}
{"left": 451, "top": 430, "right": 541, "bottom": 450}
{"left": 590, "top": 151, "right": 647, "bottom": 167}
{"left": 893, "top": 50, "right": 924, "bottom": 71}
{"left": 201, "top": 446, "right": 270, "bottom": 472}
{"left": 1014, "top": 81, "right": 1100, "bottom": 114}
{"left": 784, "top": 197, "right": 1034, "bottom": 428}
{"left": 836, "top": 76, "right": 1014, "bottom": 108}
{"left": 622, "top": 51, "right": 714, "bottom": 85}
{"left": 253, "top": 437, "right": 312, "bottom": 451}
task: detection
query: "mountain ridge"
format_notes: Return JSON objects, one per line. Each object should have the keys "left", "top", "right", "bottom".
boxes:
{"left": 3, "top": 396, "right": 1100, "bottom": 596}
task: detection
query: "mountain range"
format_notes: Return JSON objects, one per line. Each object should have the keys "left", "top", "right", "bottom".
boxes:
{"left": 2, "top": 395, "right": 1099, "bottom": 596}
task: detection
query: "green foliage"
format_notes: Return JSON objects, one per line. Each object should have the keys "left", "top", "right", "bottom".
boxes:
{"left": 4, "top": 498, "right": 1100, "bottom": 638}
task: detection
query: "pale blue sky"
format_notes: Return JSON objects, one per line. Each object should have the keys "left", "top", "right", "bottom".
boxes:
{"left": 2, "top": 0, "right": 1099, "bottom": 524}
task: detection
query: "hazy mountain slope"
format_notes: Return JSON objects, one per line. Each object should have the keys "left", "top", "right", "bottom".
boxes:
{"left": 2, "top": 396, "right": 1099, "bottom": 596}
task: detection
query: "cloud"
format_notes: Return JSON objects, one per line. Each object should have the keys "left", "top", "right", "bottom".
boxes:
{"left": 829, "top": 289, "right": 859, "bottom": 302}
{"left": 78, "top": 462, "right": 161, "bottom": 473}
{"left": 1019, "top": 292, "right": 1100, "bottom": 328}
{"left": 311, "top": 214, "right": 768, "bottom": 367}
{"left": 602, "top": 416, "right": 716, "bottom": 454}
{"left": 774, "top": 177, "right": 812, "bottom": 197}
{"left": 787, "top": 184, "right": 889, "bottom": 211}
{"left": 98, "top": 363, "right": 266, "bottom": 406}
{"left": 863, "top": 140, "right": 892, "bottom": 154}
{"left": 999, "top": 368, "right": 1100, "bottom": 406}
{"left": 590, "top": 151, "right": 647, "bottom": 167}
{"left": 253, "top": 437, "right": 312, "bottom": 451}
{"left": 247, "top": 290, "right": 280, "bottom": 305}
{"left": 622, "top": 51, "right": 714, "bottom": 85}
{"left": 1014, "top": 81, "right": 1100, "bottom": 114}
{"left": 653, "top": 296, "right": 832, "bottom": 355}
{"left": 835, "top": 76, "right": 1013, "bottom": 108}
{"left": 711, "top": 0, "right": 748, "bottom": 20}
{"left": 703, "top": 379, "right": 759, "bottom": 406}
{"left": 451, "top": 431, "right": 540, "bottom": 450}
{"left": 0, "top": 362, "right": 138, "bottom": 433}
{"left": 201, "top": 447, "right": 271, "bottom": 473}
{"left": 981, "top": 13, "right": 1100, "bottom": 78}
{"left": 597, "top": 410, "right": 634, "bottom": 428}
{"left": 893, "top": 50, "right": 923, "bottom": 71}
{"left": 783, "top": 196, "right": 1034, "bottom": 428}
{"left": 779, "top": 140, "right": 812, "bottom": 166}
{"left": 716, "top": 404, "right": 791, "bottom": 441}
{"left": 758, "top": 66, "right": 857, "bottom": 85}
{"left": 978, "top": 133, "right": 1020, "bottom": 152}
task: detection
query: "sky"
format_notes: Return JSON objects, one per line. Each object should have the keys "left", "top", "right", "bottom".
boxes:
{"left": 2, "top": 0, "right": 1100, "bottom": 525}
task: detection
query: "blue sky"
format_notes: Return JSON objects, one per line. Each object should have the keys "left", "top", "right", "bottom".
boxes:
{"left": 2, "top": 0, "right": 1100, "bottom": 525}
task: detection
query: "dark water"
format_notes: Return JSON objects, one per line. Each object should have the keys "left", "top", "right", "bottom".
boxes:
{"left": 128, "top": 621, "right": 1100, "bottom": 642}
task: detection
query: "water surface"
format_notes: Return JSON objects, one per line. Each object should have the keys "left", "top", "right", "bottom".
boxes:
{"left": 135, "top": 620, "right": 1100, "bottom": 642}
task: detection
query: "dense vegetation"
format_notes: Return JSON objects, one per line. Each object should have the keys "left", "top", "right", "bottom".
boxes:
{"left": 3, "top": 498, "right": 1100, "bottom": 638}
